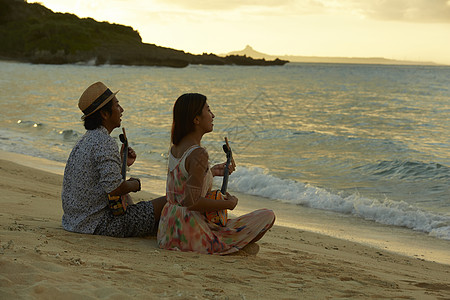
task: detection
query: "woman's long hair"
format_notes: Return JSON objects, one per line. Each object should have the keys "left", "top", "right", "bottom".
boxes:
{"left": 171, "top": 93, "right": 207, "bottom": 145}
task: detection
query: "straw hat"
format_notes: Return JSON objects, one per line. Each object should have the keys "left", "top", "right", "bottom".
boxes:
{"left": 78, "top": 82, "right": 119, "bottom": 119}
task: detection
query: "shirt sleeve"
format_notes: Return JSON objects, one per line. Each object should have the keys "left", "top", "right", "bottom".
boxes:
{"left": 95, "top": 136, "right": 123, "bottom": 194}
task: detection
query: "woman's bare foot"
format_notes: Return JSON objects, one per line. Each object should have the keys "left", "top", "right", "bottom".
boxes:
{"left": 242, "top": 243, "right": 259, "bottom": 255}
{"left": 229, "top": 243, "right": 260, "bottom": 256}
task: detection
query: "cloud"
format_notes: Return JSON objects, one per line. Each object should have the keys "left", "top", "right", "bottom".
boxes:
{"left": 153, "top": 0, "right": 295, "bottom": 11}
{"left": 156, "top": 0, "right": 450, "bottom": 23}
{"left": 344, "top": 0, "right": 450, "bottom": 23}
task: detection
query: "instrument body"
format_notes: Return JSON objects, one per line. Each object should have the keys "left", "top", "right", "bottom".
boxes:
{"left": 205, "top": 190, "right": 228, "bottom": 226}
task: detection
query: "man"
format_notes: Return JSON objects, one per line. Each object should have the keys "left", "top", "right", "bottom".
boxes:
{"left": 62, "top": 82, "right": 166, "bottom": 237}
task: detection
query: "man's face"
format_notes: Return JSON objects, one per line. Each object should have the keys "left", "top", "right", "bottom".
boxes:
{"left": 103, "top": 97, "right": 123, "bottom": 130}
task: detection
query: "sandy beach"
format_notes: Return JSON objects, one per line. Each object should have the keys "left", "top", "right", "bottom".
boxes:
{"left": 1, "top": 154, "right": 449, "bottom": 299}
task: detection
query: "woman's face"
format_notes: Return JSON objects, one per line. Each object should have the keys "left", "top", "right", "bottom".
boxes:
{"left": 196, "top": 102, "right": 215, "bottom": 133}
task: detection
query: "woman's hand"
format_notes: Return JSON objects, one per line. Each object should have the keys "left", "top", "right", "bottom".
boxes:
{"left": 211, "top": 160, "right": 236, "bottom": 177}
{"left": 223, "top": 192, "right": 238, "bottom": 210}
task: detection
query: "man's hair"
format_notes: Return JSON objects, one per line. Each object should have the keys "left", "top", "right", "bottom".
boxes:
{"left": 171, "top": 93, "right": 207, "bottom": 145}
{"left": 83, "top": 99, "right": 114, "bottom": 130}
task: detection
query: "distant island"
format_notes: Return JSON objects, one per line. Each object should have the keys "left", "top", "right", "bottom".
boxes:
{"left": 226, "top": 45, "right": 441, "bottom": 66}
{"left": 0, "top": 0, "right": 288, "bottom": 68}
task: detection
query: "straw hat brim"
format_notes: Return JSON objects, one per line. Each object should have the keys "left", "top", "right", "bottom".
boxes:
{"left": 81, "top": 90, "right": 119, "bottom": 120}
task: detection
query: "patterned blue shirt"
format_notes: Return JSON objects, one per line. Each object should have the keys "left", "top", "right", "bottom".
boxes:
{"left": 62, "top": 126, "right": 123, "bottom": 233}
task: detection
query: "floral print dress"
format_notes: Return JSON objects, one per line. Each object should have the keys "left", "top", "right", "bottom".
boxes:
{"left": 157, "top": 145, "right": 275, "bottom": 255}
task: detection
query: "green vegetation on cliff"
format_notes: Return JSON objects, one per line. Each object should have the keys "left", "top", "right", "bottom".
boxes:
{"left": 0, "top": 0, "right": 288, "bottom": 67}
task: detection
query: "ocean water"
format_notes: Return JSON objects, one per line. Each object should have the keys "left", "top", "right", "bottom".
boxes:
{"left": 1, "top": 61, "right": 449, "bottom": 241}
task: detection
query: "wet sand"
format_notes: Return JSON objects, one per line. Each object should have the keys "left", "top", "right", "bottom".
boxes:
{"left": 0, "top": 153, "right": 449, "bottom": 299}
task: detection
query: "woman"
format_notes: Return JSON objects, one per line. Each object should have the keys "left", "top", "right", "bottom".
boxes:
{"left": 157, "top": 93, "right": 275, "bottom": 255}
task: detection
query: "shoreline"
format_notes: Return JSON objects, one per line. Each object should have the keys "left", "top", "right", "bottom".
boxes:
{"left": 228, "top": 191, "right": 450, "bottom": 266}
{"left": 2, "top": 150, "right": 449, "bottom": 265}
{"left": 2, "top": 59, "right": 450, "bottom": 70}
{"left": 1, "top": 151, "right": 450, "bottom": 298}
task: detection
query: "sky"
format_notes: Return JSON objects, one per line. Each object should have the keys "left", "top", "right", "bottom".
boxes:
{"left": 29, "top": 0, "right": 450, "bottom": 64}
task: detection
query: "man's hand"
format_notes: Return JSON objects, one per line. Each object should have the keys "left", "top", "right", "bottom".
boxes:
{"left": 123, "top": 193, "right": 134, "bottom": 205}
{"left": 121, "top": 145, "right": 137, "bottom": 167}
{"left": 127, "top": 147, "right": 137, "bottom": 167}
{"left": 128, "top": 177, "right": 141, "bottom": 192}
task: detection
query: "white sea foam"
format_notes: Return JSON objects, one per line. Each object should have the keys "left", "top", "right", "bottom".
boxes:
{"left": 220, "top": 166, "right": 450, "bottom": 240}
{"left": 2, "top": 61, "right": 449, "bottom": 244}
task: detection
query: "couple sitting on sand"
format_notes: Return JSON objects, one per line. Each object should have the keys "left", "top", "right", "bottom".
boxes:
{"left": 61, "top": 82, "right": 275, "bottom": 255}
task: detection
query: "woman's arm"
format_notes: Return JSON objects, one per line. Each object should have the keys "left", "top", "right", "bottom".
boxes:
{"left": 184, "top": 148, "right": 238, "bottom": 212}
{"left": 188, "top": 192, "right": 238, "bottom": 212}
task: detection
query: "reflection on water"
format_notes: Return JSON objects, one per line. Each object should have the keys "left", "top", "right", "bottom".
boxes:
{"left": 1, "top": 61, "right": 449, "bottom": 224}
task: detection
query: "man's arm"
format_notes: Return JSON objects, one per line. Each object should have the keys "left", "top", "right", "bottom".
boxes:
{"left": 108, "top": 177, "right": 140, "bottom": 196}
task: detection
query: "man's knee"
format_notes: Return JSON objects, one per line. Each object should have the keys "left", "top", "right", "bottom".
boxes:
{"left": 151, "top": 196, "right": 167, "bottom": 221}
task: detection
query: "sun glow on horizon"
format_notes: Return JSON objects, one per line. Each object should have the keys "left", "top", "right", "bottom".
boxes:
{"left": 28, "top": 0, "right": 450, "bottom": 65}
